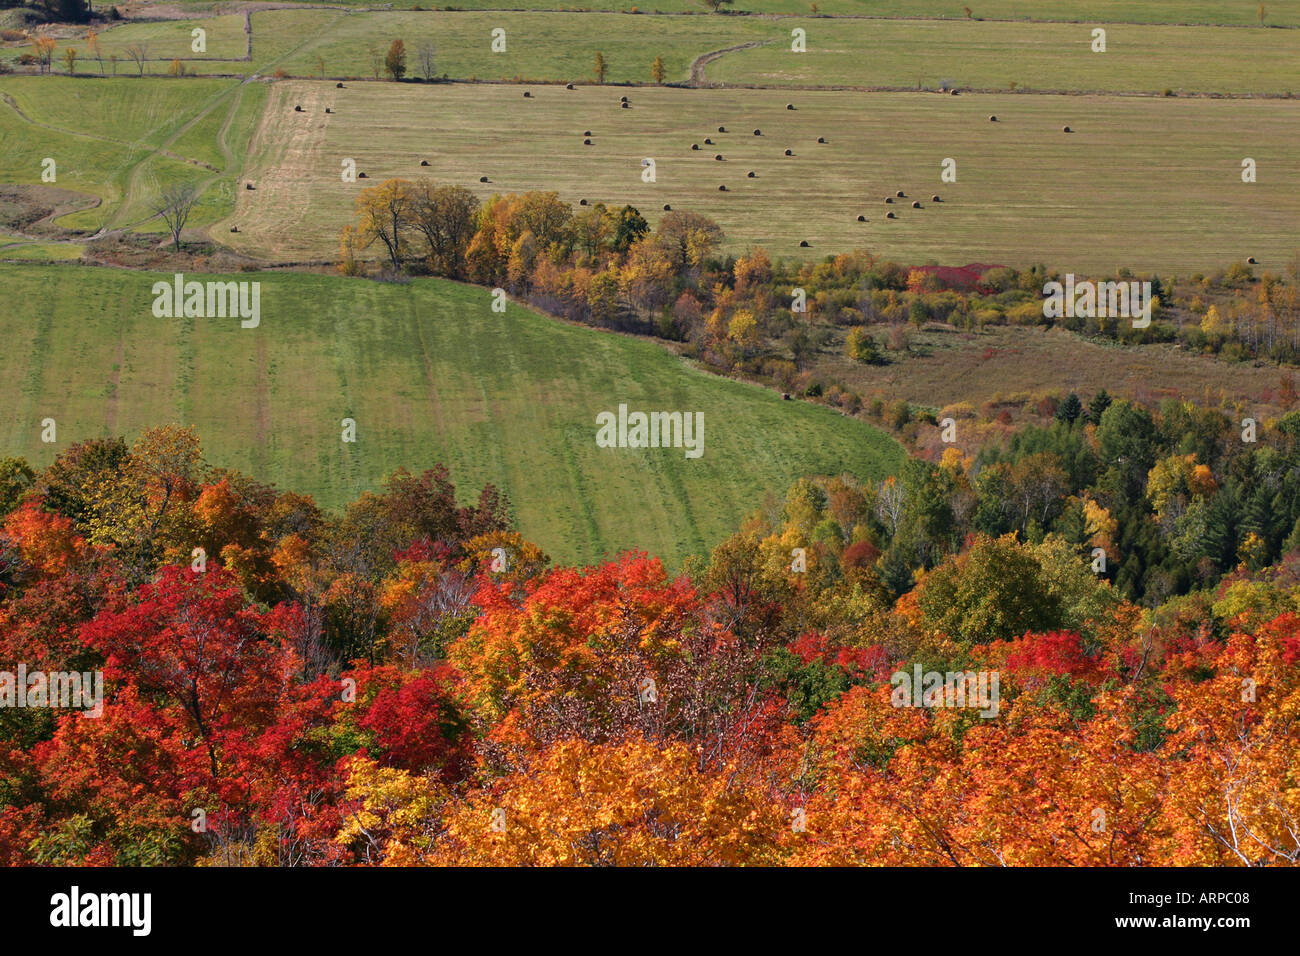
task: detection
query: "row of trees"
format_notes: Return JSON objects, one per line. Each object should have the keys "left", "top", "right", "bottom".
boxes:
{"left": 368, "top": 42, "right": 665, "bottom": 85}
{"left": 22, "top": 33, "right": 151, "bottom": 75}
{"left": 342, "top": 180, "right": 726, "bottom": 333}
{"left": 369, "top": 39, "right": 437, "bottom": 82}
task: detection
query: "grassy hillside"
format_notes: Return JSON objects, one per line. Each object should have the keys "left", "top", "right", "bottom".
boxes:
{"left": 0, "top": 263, "right": 904, "bottom": 566}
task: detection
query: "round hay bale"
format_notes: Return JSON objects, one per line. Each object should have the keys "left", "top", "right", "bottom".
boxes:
{"left": 584, "top": 138, "right": 592, "bottom": 145}
{"left": 856, "top": 214, "right": 866, "bottom": 222}
{"left": 718, "top": 126, "right": 727, "bottom": 132}
{"left": 691, "top": 143, "right": 700, "bottom": 150}
{"left": 884, "top": 197, "right": 893, "bottom": 204}
{"left": 799, "top": 240, "right": 809, "bottom": 247}
{"left": 579, "top": 199, "right": 588, "bottom": 206}
{"left": 989, "top": 115, "right": 997, "bottom": 122}
{"left": 566, "top": 83, "right": 575, "bottom": 90}
{"left": 523, "top": 91, "right": 531, "bottom": 98}
{"left": 1248, "top": 256, "right": 1258, "bottom": 264}
{"left": 753, "top": 129, "right": 762, "bottom": 135}
{"left": 714, "top": 154, "right": 723, "bottom": 161}
{"left": 786, "top": 103, "right": 795, "bottom": 110}
{"left": 912, "top": 201, "right": 921, "bottom": 208}
{"left": 294, "top": 105, "right": 303, "bottom": 112}
{"left": 621, "top": 102, "right": 630, "bottom": 109}
{"left": 420, "top": 160, "right": 430, "bottom": 166}
{"left": 620, "top": 96, "right": 629, "bottom": 102}
{"left": 584, "top": 130, "right": 592, "bottom": 136}
{"left": 886, "top": 211, "right": 896, "bottom": 219}
{"left": 951, "top": 89, "right": 959, "bottom": 95}
{"left": 663, "top": 204, "right": 672, "bottom": 211}
{"left": 817, "top": 136, "right": 826, "bottom": 144}
{"left": 704, "top": 138, "right": 713, "bottom": 145}
{"left": 896, "top": 190, "right": 906, "bottom": 198}
{"left": 336, "top": 82, "right": 345, "bottom": 88}
{"left": 747, "top": 171, "right": 756, "bottom": 178}
{"left": 1062, "top": 125, "right": 1071, "bottom": 133}
{"left": 718, "top": 185, "right": 727, "bottom": 191}
{"left": 784, "top": 149, "right": 793, "bottom": 156}
{"left": 479, "top": 176, "right": 489, "bottom": 183}
{"left": 931, "top": 194, "right": 940, "bottom": 202}
{"left": 358, "top": 172, "right": 368, "bottom": 179}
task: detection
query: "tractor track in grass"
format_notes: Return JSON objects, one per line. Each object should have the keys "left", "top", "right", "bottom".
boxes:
{"left": 690, "top": 41, "right": 767, "bottom": 87}
{"left": 2, "top": 9, "right": 343, "bottom": 247}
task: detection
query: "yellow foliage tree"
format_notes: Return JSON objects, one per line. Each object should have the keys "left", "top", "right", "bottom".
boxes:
{"left": 429, "top": 736, "right": 787, "bottom": 866}
{"left": 727, "top": 309, "right": 760, "bottom": 350}
{"left": 1200, "top": 304, "right": 1230, "bottom": 337}
{"left": 336, "top": 757, "right": 448, "bottom": 865}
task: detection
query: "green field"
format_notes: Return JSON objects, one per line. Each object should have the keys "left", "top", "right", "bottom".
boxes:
{"left": 706, "top": 19, "right": 1300, "bottom": 93}
{"left": 164, "top": 0, "right": 1300, "bottom": 27}
{"left": 0, "top": 76, "right": 263, "bottom": 233}
{"left": 0, "top": 263, "right": 903, "bottom": 565}
{"left": 0, "top": 9, "right": 349, "bottom": 75}
{"left": 224, "top": 80, "right": 1300, "bottom": 273}
{"left": 271, "top": 11, "right": 760, "bottom": 84}
{"left": 9, "top": 10, "right": 1296, "bottom": 93}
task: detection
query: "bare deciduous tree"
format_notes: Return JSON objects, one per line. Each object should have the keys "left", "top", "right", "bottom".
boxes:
{"left": 416, "top": 40, "right": 436, "bottom": 81}
{"left": 125, "top": 42, "right": 149, "bottom": 75}
{"left": 153, "top": 183, "right": 199, "bottom": 250}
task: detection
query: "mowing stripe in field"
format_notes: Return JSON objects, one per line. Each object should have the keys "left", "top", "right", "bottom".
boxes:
{"left": 0, "top": 263, "right": 903, "bottom": 566}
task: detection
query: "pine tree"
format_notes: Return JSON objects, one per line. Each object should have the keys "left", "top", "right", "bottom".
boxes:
{"left": 1055, "top": 392, "right": 1083, "bottom": 425}
{"left": 1087, "top": 388, "right": 1112, "bottom": 425}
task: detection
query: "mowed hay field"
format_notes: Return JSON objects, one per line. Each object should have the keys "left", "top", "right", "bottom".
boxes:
{"left": 0, "top": 263, "right": 903, "bottom": 566}
{"left": 224, "top": 81, "right": 1300, "bottom": 273}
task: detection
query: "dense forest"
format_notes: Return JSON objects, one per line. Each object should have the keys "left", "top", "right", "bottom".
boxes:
{"left": 0, "top": 419, "right": 1296, "bottom": 865}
